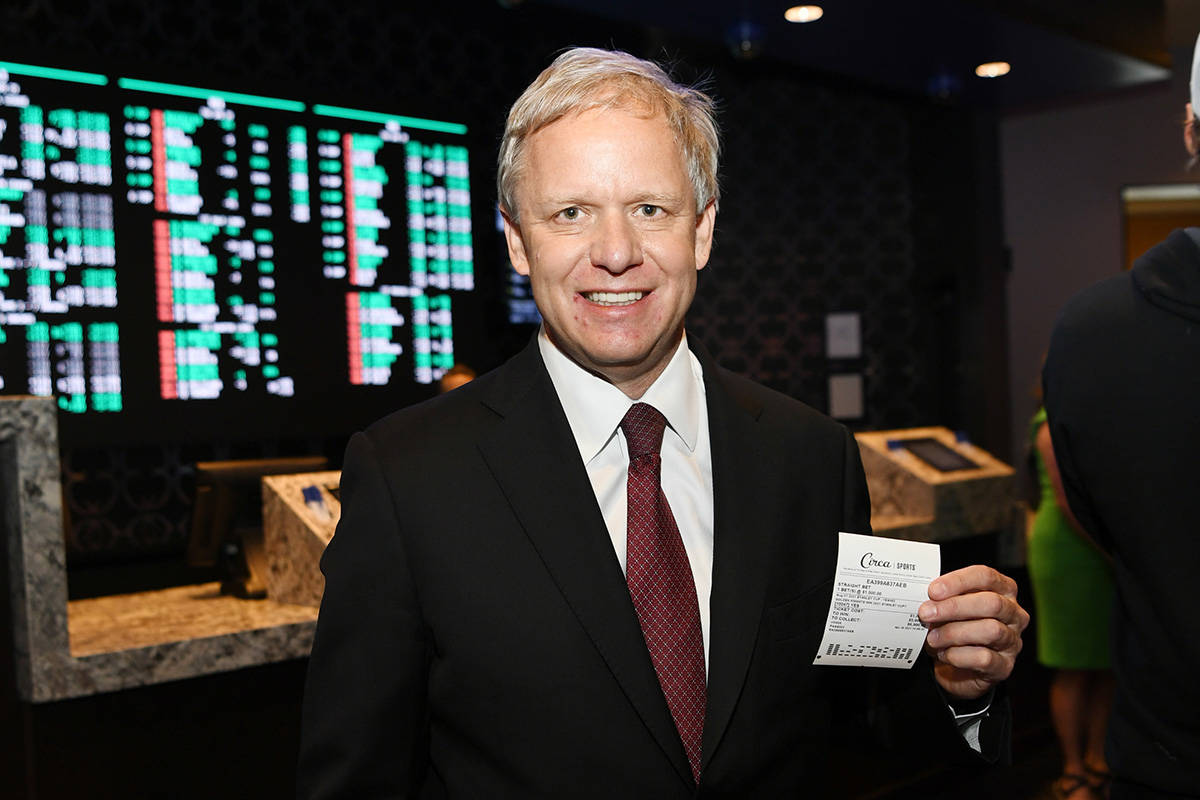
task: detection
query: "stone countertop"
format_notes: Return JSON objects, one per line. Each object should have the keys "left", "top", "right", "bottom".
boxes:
{"left": 68, "top": 583, "right": 317, "bottom": 657}
{"left": 52, "top": 583, "right": 318, "bottom": 699}
{"left": 3, "top": 396, "right": 325, "bottom": 703}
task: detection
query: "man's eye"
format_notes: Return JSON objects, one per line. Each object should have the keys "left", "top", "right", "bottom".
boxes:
{"left": 559, "top": 207, "right": 580, "bottom": 220}
{"left": 638, "top": 204, "right": 661, "bottom": 217}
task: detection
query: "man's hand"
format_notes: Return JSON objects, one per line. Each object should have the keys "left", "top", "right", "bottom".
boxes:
{"left": 917, "top": 565, "right": 1030, "bottom": 700}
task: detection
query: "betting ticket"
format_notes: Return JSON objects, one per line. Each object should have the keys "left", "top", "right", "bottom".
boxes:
{"left": 813, "top": 532, "right": 940, "bottom": 669}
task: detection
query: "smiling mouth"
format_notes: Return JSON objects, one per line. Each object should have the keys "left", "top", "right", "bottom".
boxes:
{"left": 583, "top": 291, "right": 645, "bottom": 306}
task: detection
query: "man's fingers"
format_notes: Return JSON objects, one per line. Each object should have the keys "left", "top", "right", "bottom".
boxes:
{"left": 925, "top": 617, "right": 1022, "bottom": 652}
{"left": 918, "top": 590, "right": 1028, "bottom": 628}
{"left": 928, "top": 564, "right": 1018, "bottom": 601}
{"left": 920, "top": 563, "right": 1031, "bottom": 697}
{"left": 933, "top": 644, "right": 1018, "bottom": 682}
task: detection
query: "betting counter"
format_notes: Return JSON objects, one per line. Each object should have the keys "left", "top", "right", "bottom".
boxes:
{"left": 2, "top": 396, "right": 336, "bottom": 702}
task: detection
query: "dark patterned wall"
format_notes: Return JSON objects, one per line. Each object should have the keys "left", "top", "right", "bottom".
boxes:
{"left": 1, "top": 0, "right": 996, "bottom": 569}
{"left": 690, "top": 71, "right": 924, "bottom": 421}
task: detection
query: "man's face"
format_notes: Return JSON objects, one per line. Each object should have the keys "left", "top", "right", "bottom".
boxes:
{"left": 502, "top": 104, "right": 716, "bottom": 398}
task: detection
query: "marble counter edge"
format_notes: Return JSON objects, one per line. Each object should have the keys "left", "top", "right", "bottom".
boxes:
{"left": 29, "top": 619, "right": 318, "bottom": 702}
{"left": 2, "top": 396, "right": 69, "bottom": 703}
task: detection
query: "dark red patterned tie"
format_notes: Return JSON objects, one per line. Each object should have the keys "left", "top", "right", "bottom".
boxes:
{"left": 621, "top": 402, "right": 706, "bottom": 784}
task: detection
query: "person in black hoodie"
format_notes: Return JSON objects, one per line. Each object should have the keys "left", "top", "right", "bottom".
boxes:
{"left": 1041, "top": 34, "right": 1200, "bottom": 800}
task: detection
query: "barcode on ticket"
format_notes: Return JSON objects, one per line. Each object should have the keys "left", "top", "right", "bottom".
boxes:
{"left": 817, "top": 643, "right": 916, "bottom": 663}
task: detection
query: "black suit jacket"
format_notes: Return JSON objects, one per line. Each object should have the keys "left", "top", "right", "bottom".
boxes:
{"left": 298, "top": 337, "right": 994, "bottom": 798}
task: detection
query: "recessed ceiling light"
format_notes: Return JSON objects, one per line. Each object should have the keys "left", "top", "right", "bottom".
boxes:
{"left": 784, "top": 5, "right": 823, "bottom": 23}
{"left": 975, "top": 61, "right": 1011, "bottom": 78}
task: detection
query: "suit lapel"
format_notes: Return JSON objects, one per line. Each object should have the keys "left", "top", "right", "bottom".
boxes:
{"left": 476, "top": 338, "right": 695, "bottom": 785}
{"left": 692, "top": 345, "right": 776, "bottom": 774}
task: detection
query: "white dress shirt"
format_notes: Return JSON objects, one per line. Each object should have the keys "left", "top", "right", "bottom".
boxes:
{"left": 537, "top": 327, "right": 992, "bottom": 748}
{"left": 538, "top": 328, "right": 714, "bottom": 671}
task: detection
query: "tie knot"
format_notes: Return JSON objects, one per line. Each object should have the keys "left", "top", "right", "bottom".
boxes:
{"left": 621, "top": 402, "right": 667, "bottom": 459}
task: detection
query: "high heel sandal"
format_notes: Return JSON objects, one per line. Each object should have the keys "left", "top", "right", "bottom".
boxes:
{"left": 1084, "top": 764, "right": 1112, "bottom": 799}
{"left": 1053, "top": 773, "right": 1095, "bottom": 799}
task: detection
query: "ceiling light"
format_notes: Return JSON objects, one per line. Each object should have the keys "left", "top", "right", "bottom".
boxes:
{"left": 784, "top": 6, "right": 823, "bottom": 23}
{"left": 975, "top": 61, "right": 1011, "bottom": 78}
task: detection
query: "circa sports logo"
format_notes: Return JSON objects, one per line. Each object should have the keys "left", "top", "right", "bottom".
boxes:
{"left": 859, "top": 553, "right": 918, "bottom": 571}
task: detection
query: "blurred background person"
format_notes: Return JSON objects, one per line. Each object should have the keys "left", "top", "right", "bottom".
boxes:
{"left": 1027, "top": 402, "right": 1114, "bottom": 800}
{"left": 438, "top": 363, "right": 476, "bottom": 393}
{"left": 1042, "top": 33, "right": 1200, "bottom": 800}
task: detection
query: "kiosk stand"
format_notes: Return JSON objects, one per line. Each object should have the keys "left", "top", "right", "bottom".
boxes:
{"left": 855, "top": 426, "right": 1019, "bottom": 569}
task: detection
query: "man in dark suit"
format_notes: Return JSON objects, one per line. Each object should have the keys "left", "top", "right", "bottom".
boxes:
{"left": 298, "top": 47, "right": 1029, "bottom": 797}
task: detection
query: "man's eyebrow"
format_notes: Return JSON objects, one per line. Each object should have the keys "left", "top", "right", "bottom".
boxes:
{"left": 634, "top": 192, "right": 687, "bottom": 206}
{"left": 527, "top": 192, "right": 689, "bottom": 209}
{"left": 526, "top": 195, "right": 587, "bottom": 208}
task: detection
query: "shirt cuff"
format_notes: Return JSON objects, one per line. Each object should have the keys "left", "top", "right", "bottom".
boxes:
{"left": 945, "top": 688, "right": 995, "bottom": 753}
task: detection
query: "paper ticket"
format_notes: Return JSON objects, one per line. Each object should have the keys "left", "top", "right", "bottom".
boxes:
{"left": 813, "top": 532, "right": 940, "bottom": 669}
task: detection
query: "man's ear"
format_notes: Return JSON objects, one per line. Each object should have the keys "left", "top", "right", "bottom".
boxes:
{"left": 694, "top": 200, "right": 716, "bottom": 271}
{"left": 500, "top": 207, "right": 531, "bottom": 276}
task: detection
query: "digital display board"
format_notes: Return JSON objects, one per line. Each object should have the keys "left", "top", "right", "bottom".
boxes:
{"left": 0, "top": 60, "right": 483, "bottom": 445}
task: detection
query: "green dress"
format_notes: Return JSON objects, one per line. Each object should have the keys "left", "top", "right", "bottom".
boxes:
{"left": 1027, "top": 408, "right": 1113, "bottom": 669}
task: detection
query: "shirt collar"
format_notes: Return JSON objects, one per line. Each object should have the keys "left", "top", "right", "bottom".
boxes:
{"left": 538, "top": 327, "right": 703, "bottom": 464}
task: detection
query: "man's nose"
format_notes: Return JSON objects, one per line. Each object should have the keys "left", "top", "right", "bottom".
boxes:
{"left": 589, "top": 213, "right": 642, "bottom": 274}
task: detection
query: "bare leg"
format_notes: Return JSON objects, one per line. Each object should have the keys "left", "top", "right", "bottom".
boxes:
{"left": 1084, "top": 670, "right": 1114, "bottom": 796}
{"left": 1050, "top": 669, "right": 1102, "bottom": 799}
